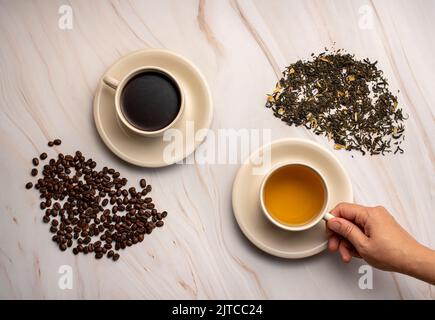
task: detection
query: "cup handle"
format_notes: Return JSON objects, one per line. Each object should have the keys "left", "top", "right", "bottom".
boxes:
{"left": 323, "top": 212, "right": 335, "bottom": 221}
{"left": 103, "top": 76, "right": 119, "bottom": 90}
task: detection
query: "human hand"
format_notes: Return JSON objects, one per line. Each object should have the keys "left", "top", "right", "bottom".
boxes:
{"left": 326, "top": 203, "right": 432, "bottom": 277}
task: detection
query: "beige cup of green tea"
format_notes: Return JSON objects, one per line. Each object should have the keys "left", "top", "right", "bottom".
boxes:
{"left": 260, "top": 162, "right": 334, "bottom": 231}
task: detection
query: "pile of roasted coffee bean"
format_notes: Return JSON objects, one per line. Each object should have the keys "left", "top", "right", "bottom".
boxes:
{"left": 25, "top": 139, "right": 167, "bottom": 261}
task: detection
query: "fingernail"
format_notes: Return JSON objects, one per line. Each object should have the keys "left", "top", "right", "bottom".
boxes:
{"left": 328, "top": 219, "right": 341, "bottom": 232}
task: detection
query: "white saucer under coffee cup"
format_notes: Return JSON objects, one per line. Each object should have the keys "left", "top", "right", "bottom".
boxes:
{"left": 259, "top": 162, "right": 335, "bottom": 232}
{"left": 103, "top": 66, "right": 185, "bottom": 138}
{"left": 93, "top": 49, "right": 213, "bottom": 167}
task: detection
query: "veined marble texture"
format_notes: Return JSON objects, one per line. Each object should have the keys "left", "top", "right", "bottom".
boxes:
{"left": 0, "top": 0, "right": 434, "bottom": 299}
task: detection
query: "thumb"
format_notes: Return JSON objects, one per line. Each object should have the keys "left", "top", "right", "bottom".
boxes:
{"left": 327, "top": 218, "right": 368, "bottom": 251}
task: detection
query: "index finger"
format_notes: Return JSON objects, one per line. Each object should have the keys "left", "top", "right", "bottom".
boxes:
{"left": 330, "top": 202, "right": 370, "bottom": 227}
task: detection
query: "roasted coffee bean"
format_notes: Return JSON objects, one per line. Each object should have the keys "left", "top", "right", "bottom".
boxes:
{"left": 32, "top": 158, "right": 39, "bottom": 166}
{"left": 53, "top": 139, "right": 62, "bottom": 145}
{"left": 27, "top": 144, "right": 167, "bottom": 262}
{"left": 156, "top": 221, "right": 164, "bottom": 227}
{"left": 48, "top": 141, "right": 54, "bottom": 147}
{"left": 31, "top": 168, "right": 38, "bottom": 176}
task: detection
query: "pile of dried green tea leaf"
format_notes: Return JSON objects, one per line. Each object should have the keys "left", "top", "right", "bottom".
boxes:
{"left": 265, "top": 49, "right": 406, "bottom": 155}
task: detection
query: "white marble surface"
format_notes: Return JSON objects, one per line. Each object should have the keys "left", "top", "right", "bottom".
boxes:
{"left": 0, "top": 0, "right": 434, "bottom": 299}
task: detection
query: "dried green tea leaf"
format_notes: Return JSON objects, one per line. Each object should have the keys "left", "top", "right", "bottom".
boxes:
{"left": 265, "top": 49, "right": 407, "bottom": 155}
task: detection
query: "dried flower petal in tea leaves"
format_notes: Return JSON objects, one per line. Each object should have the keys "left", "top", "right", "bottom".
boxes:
{"left": 265, "top": 49, "right": 407, "bottom": 155}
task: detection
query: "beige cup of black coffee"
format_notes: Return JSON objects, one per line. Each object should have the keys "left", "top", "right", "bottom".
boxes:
{"left": 103, "top": 66, "right": 185, "bottom": 137}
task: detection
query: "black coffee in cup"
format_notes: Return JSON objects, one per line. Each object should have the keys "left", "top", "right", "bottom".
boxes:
{"left": 120, "top": 71, "right": 181, "bottom": 132}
